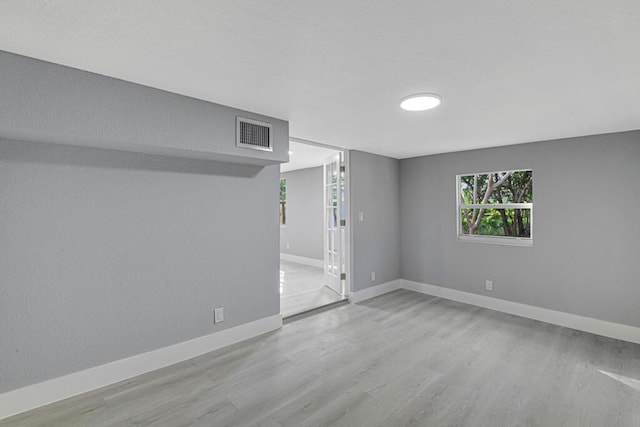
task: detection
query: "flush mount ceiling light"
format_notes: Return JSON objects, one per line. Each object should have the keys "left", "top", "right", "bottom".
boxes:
{"left": 287, "top": 151, "right": 294, "bottom": 155}
{"left": 400, "top": 93, "right": 441, "bottom": 111}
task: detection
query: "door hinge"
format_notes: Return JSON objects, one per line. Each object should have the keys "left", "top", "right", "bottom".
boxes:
{"left": 340, "top": 165, "right": 346, "bottom": 173}
{"left": 340, "top": 219, "right": 346, "bottom": 226}
{"left": 340, "top": 273, "right": 346, "bottom": 280}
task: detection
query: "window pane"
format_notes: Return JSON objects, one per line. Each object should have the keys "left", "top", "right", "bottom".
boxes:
{"left": 279, "top": 179, "right": 286, "bottom": 225}
{"left": 280, "top": 179, "right": 286, "bottom": 201}
{"left": 460, "top": 208, "right": 531, "bottom": 238}
{"left": 460, "top": 171, "right": 533, "bottom": 205}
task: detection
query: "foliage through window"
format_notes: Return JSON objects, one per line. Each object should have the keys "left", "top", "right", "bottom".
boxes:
{"left": 457, "top": 170, "right": 533, "bottom": 244}
{"left": 279, "top": 179, "right": 286, "bottom": 225}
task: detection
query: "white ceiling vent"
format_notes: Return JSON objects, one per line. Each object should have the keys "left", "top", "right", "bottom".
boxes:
{"left": 236, "top": 117, "right": 273, "bottom": 152}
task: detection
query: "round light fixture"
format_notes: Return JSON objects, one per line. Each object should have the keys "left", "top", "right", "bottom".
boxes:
{"left": 287, "top": 151, "right": 294, "bottom": 155}
{"left": 400, "top": 93, "right": 441, "bottom": 111}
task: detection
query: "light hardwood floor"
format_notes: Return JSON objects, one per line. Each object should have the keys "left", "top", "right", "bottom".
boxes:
{"left": 3, "top": 290, "right": 640, "bottom": 426}
{"left": 279, "top": 260, "right": 343, "bottom": 317}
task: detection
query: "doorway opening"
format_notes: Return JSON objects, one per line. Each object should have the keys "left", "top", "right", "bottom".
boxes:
{"left": 279, "top": 139, "right": 349, "bottom": 318}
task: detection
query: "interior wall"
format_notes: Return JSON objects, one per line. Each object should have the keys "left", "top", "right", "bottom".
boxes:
{"left": 0, "top": 50, "right": 288, "bottom": 394}
{"left": 279, "top": 166, "right": 324, "bottom": 260}
{"left": 0, "top": 140, "right": 280, "bottom": 394}
{"left": 0, "top": 51, "right": 288, "bottom": 165}
{"left": 350, "top": 150, "right": 401, "bottom": 291}
{"left": 400, "top": 130, "right": 640, "bottom": 328}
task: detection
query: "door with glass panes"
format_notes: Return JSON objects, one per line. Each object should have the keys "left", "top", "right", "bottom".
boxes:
{"left": 323, "top": 153, "right": 345, "bottom": 296}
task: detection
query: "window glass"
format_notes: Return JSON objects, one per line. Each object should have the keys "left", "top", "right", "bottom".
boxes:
{"left": 279, "top": 179, "right": 286, "bottom": 225}
{"left": 458, "top": 170, "right": 533, "bottom": 244}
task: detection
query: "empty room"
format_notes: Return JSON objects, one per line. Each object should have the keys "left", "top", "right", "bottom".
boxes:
{"left": 1, "top": 2, "right": 639, "bottom": 426}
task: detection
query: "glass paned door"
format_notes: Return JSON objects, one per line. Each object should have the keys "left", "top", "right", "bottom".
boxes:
{"left": 324, "top": 153, "right": 345, "bottom": 296}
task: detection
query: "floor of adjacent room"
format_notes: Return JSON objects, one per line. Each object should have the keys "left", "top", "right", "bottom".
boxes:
{"left": 279, "top": 259, "right": 344, "bottom": 317}
{"left": 5, "top": 290, "right": 640, "bottom": 426}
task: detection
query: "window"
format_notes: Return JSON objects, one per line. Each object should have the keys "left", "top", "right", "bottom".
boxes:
{"left": 457, "top": 170, "right": 533, "bottom": 246}
{"left": 280, "top": 178, "right": 286, "bottom": 225}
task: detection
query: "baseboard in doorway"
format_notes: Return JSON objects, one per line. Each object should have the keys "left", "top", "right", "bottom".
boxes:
{"left": 349, "top": 279, "right": 403, "bottom": 304}
{"left": 283, "top": 298, "right": 349, "bottom": 323}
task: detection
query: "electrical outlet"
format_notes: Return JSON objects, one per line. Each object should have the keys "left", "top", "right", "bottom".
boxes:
{"left": 371, "top": 272, "right": 376, "bottom": 282}
{"left": 214, "top": 307, "right": 224, "bottom": 324}
{"left": 286, "top": 243, "right": 290, "bottom": 249}
{"left": 359, "top": 212, "right": 364, "bottom": 221}
{"left": 485, "top": 280, "right": 493, "bottom": 291}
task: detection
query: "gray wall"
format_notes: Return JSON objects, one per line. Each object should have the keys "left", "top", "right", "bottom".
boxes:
{"left": 0, "top": 51, "right": 285, "bottom": 394}
{"left": 0, "top": 140, "right": 280, "bottom": 393}
{"left": 280, "top": 167, "right": 324, "bottom": 260}
{"left": 0, "top": 51, "right": 288, "bottom": 166}
{"left": 400, "top": 130, "right": 640, "bottom": 328}
{"left": 350, "top": 151, "right": 401, "bottom": 291}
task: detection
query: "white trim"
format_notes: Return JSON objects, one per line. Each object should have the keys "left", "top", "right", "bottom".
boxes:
{"left": 459, "top": 203, "right": 533, "bottom": 210}
{"left": 456, "top": 170, "right": 534, "bottom": 245}
{"left": 457, "top": 234, "right": 533, "bottom": 247}
{"left": 342, "top": 149, "right": 351, "bottom": 299}
{"left": 349, "top": 279, "right": 403, "bottom": 304}
{"left": 401, "top": 280, "right": 640, "bottom": 345}
{"left": 288, "top": 136, "right": 347, "bottom": 151}
{"left": 347, "top": 278, "right": 640, "bottom": 344}
{"left": 0, "top": 315, "right": 282, "bottom": 421}
{"left": 279, "top": 253, "right": 324, "bottom": 268}
{"left": 458, "top": 168, "right": 533, "bottom": 177}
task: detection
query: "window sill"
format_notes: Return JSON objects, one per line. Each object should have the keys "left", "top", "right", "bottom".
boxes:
{"left": 457, "top": 235, "right": 533, "bottom": 247}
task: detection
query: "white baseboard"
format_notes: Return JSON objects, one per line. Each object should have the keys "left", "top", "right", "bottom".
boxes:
{"left": 279, "top": 253, "right": 324, "bottom": 268}
{"left": 349, "top": 279, "right": 403, "bottom": 304}
{"left": 401, "top": 279, "right": 640, "bottom": 345}
{"left": 347, "top": 278, "right": 640, "bottom": 345}
{"left": 0, "top": 314, "right": 282, "bottom": 421}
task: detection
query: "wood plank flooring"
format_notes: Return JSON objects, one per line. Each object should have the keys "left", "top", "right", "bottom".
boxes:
{"left": 279, "top": 260, "right": 343, "bottom": 317}
{"left": 3, "top": 289, "right": 640, "bottom": 426}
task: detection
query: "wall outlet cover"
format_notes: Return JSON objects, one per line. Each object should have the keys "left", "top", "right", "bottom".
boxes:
{"left": 214, "top": 307, "right": 224, "bottom": 324}
{"left": 485, "top": 280, "right": 493, "bottom": 291}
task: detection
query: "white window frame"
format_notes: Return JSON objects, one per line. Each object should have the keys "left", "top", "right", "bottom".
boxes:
{"left": 456, "top": 169, "right": 533, "bottom": 247}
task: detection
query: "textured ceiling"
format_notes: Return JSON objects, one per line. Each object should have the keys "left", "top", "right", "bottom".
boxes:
{"left": 1, "top": 1, "right": 639, "bottom": 158}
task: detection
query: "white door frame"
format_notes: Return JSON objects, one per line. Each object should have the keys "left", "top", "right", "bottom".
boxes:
{"left": 343, "top": 150, "right": 352, "bottom": 298}
{"left": 289, "top": 137, "right": 351, "bottom": 298}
